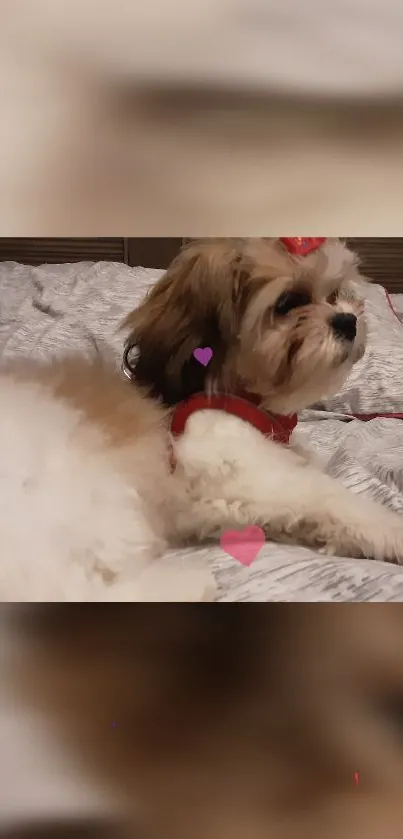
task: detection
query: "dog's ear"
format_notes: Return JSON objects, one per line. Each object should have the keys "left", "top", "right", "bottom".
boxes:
{"left": 122, "top": 241, "right": 251, "bottom": 405}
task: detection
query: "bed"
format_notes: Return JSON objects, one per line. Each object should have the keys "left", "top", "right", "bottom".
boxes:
{"left": 2, "top": 237, "right": 403, "bottom": 602}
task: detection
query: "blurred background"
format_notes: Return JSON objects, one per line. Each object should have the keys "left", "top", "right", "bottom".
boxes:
{"left": 2, "top": 0, "right": 403, "bottom": 234}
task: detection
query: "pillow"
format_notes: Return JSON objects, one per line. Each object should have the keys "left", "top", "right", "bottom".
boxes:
{"left": 318, "top": 281, "right": 403, "bottom": 416}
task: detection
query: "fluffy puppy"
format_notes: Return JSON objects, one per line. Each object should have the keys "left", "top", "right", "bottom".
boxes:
{"left": 11, "top": 603, "right": 403, "bottom": 839}
{"left": 1, "top": 237, "right": 403, "bottom": 603}
{"left": 123, "top": 237, "right": 403, "bottom": 563}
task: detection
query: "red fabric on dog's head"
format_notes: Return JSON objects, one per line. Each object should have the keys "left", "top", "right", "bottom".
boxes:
{"left": 279, "top": 237, "right": 326, "bottom": 256}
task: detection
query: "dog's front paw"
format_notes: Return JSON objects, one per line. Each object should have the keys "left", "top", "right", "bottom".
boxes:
{"left": 381, "top": 517, "right": 403, "bottom": 565}
{"left": 350, "top": 513, "right": 403, "bottom": 564}
{"left": 316, "top": 511, "right": 403, "bottom": 564}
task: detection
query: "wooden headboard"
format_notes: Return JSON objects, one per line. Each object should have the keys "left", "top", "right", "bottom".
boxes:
{"left": 0, "top": 238, "right": 403, "bottom": 292}
{"left": 345, "top": 238, "right": 403, "bottom": 292}
{"left": 0, "top": 238, "right": 184, "bottom": 270}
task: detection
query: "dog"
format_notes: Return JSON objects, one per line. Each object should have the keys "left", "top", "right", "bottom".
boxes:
{"left": 1, "top": 237, "right": 403, "bottom": 602}
{"left": 122, "top": 236, "right": 403, "bottom": 564}
{"left": 6, "top": 603, "right": 403, "bottom": 839}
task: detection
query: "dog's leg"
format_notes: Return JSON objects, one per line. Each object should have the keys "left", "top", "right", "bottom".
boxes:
{"left": 178, "top": 444, "right": 403, "bottom": 563}
{"left": 257, "top": 464, "right": 403, "bottom": 562}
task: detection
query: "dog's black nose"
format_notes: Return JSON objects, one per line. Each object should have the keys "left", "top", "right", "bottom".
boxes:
{"left": 331, "top": 312, "right": 357, "bottom": 341}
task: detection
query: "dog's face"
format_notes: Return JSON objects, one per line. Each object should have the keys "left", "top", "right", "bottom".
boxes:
{"left": 124, "top": 238, "right": 367, "bottom": 414}
{"left": 16, "top": 605, "right": 403, "bottom": 839}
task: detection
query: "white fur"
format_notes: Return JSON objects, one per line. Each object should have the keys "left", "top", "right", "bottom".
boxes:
{"left": 0, "top": 374, "right": 215, "bottom": 601}
{"left": 173, "top": 410, "right": 403, "bottom": 563}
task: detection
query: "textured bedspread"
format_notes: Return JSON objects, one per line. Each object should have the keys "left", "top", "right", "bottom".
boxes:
{"left": 2, "top": 259, "right": 403, "bottom": 601}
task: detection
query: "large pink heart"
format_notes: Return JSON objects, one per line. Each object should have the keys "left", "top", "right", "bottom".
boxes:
{"left": 193, "top": 347, "right": 213, "bottom": 367}
{"left": 220, "top": 525, "right": 265, "bottom": 566}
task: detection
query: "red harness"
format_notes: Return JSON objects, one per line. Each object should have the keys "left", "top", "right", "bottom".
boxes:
{"left": 168, "top": 392, "right": 298, "bottom": 471}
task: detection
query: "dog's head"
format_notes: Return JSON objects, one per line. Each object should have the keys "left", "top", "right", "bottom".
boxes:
{"left": 123, "top": 238, "right": 367, "bottom": 414}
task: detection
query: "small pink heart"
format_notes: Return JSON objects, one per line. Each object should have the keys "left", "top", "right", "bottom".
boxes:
{"left": 220, "top": 525, "right": 265, "bottom": 566}
{"left": 193, "top": 347, "right": 213, "bottom": 367}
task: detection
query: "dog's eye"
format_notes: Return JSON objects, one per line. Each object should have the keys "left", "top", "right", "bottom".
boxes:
{"left": 327, "top": 290, "right": 339, "bottom": 304}
{"left": 274, "top": 291, "right": 311, "bottom": 316}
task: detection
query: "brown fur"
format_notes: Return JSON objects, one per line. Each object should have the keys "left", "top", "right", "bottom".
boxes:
{"left": 124, "top": 238, "right": 366, "bottom": 414}
{"left": 3, "top": 357, "right": 168, "bottom": 450}
{"left": 123, "top": 238, "right": 269, "bottom": 405}
{"left": 17, "top": 604, "right": 403, "bottom": 839}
